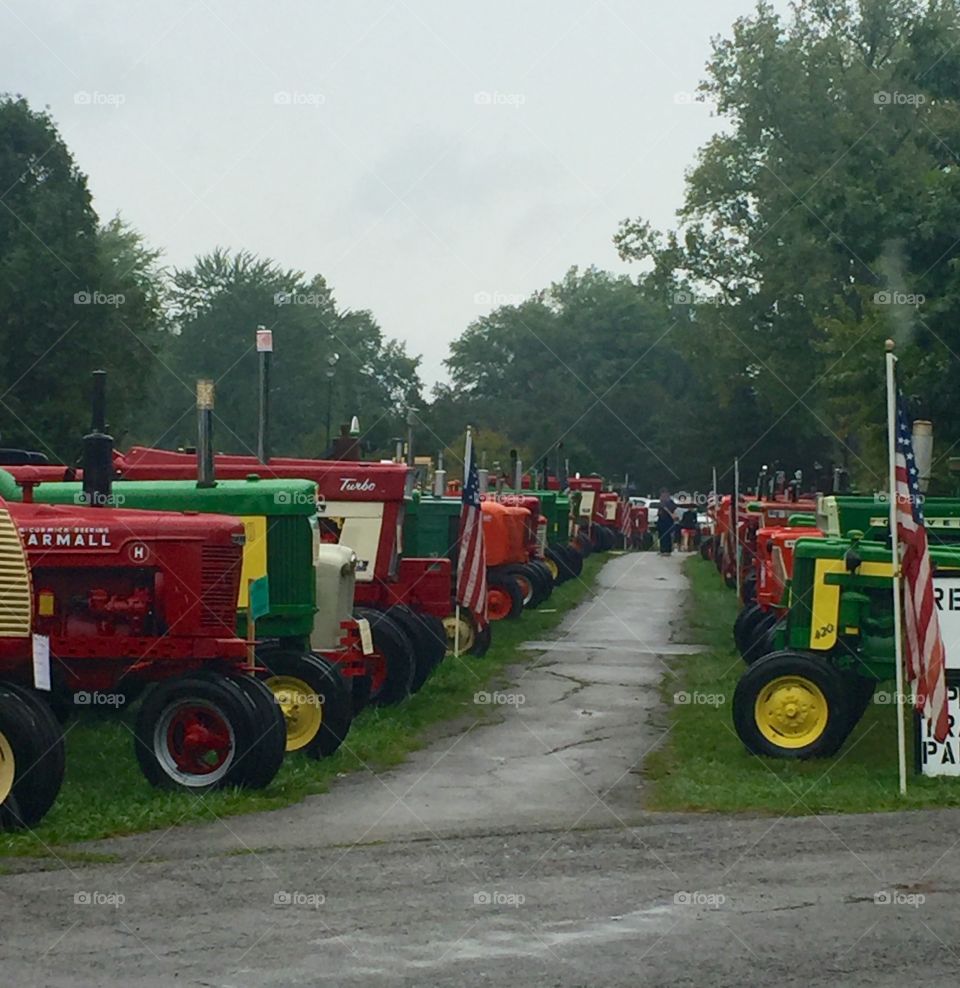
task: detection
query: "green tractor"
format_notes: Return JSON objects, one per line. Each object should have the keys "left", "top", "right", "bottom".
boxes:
{"left": 733, "top": 533, "right": 960, "bottom": 759}
{"left": 0, "top": 470, "right": 369, "bottom": 758}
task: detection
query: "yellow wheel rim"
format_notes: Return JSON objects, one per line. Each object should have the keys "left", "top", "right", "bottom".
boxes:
{"left": 265, "top": 675, "right": 323, "bottom": 752}
{"left": 0, "top": 729, "right": 15, "bottom": 805}
{"left": 544, "top": 558, "right": 559, "bottom": 580}
{"left": 443, "top": 615, "right": 475, "bottom": 654}
{"left": 755, "top": 675, "right": 829, "bottom": 749}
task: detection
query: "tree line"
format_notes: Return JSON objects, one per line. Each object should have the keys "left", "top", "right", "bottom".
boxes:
{"left": 4, "top": 1, "right": 960, "bottom": 493}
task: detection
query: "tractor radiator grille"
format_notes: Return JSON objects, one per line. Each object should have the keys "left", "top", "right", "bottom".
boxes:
{"left": 265, "top": 516, "right": 313, "bottom": 608}
{"left": 200, "top": 545, "right": 241, "bottom": 631}
{"left": 0, "top": 508, "right": 32, "bottom": 637}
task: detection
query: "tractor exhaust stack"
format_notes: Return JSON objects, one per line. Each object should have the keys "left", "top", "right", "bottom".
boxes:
{"left": 912, "top": 420, "right": 933, "bottom": 493}
{"left": 81, "top": 370, "right": 113, "bottom": 508}
{"left": 196, "top": 379, "right": 216, "bottom": 488}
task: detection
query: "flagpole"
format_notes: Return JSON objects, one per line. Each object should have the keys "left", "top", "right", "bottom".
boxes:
{"left": 885, "top": 339, "right": 907, "bottom": 796}
{"left": 734, "top": 457, "right": 741, "bottom": 602}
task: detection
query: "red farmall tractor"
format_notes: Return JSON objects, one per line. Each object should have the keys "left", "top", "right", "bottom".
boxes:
{"left": 0, "top": 498, "right": 66, "bottom": 829}
{"left": 114, "top": 447, "right": 476, "bottom": 665}
{"left": 0, "top": 494, "right": 286, "bottom": 793}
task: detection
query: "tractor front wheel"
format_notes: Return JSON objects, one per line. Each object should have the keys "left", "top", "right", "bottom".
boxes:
{"left": 486, "top": 575, "right": 524, "bottom": 621}
{"left": 355, "top": 608, "right": 416, "bottom": 706}
{"left": 0, "top": 685, "right": 65, "bottom": 829}
{"left": 258, "top": 650, "right": 352, "bottom": 758}
{"left": 135, "top": 676, "right": 252, "bottom": 791}
{"left": 733, "top": 651, "right": 850, "bottom": 759}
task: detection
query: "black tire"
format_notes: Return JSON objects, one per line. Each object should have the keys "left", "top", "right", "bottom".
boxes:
{"left": 699, "top": 536, "right": 713, "bottom": 560}
{"left": 563, "top": 544, "right": 585, "bottom": 577}
{"left": 547, "top": 544, "right": 577, "bottom": 582}
{"left": 840, "top": 674, "right": 877, "bottom": 741}
{"left": 742, "top": 576, "right": 757, "bottom": 606}
{"left": 487, "top": 572, "right": 525, "bottom": 620}
{"left": 576, "top": 531, "right": 593, "bottom": 557}
{"left": 733, "top": 604, "right": 763, "bottom": 655}
{"left": 0, "top": 685, "right": 65, "bottom": 829}
{"left": 733, "top": 651, "right": 850, "bottom": 759}
{"left": 529, "top": 561, "right": 554, "bottom": 600}
{"left": 355, "top": 608, "right": 416, "bottom": 706}
{"left": 221, "top": 674, "right": 287, "bottom": 786}
{"left": 388, "top": 606, "right": 446, "bottom": 692}
{"left": 470, "top": 620, "right": 492, "bottom": 657}
{"left": 257, "top": 649, "right": 353, "bottom": 758}
{"left": 134, "top": 675, "right": 253, "bottom": 792}
{"left": 743, "top": 612, "right": 778, "bottom": 665}
{"left": 497, "top": 565, "right": 537, "bottom": 607}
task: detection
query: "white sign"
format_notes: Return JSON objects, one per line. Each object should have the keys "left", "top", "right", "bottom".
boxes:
{"left": 934, "top": 578, "right": 960, "bottom": 671}
{"left": 256, "top": 328, "right": 273, "bottom": 352}
{"left": 918, "top": 683, "right": 960, "bottom": 776}
{"left": 32, "top": 634, "right": 51, "bottom": 691}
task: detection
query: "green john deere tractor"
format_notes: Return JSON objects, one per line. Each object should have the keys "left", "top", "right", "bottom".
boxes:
{"left": 733, "top": 533, "right": 960, "bottom": 759}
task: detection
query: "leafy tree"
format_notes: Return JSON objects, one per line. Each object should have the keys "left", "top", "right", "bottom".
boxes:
{"left": 0, "top": 96, "right": 166, "bottom": 458}
{"left": 616, "top": 0, "right": 960, "bottom": 492}
{"left": 139, "top": 249, "right": 423, "bottom": 457}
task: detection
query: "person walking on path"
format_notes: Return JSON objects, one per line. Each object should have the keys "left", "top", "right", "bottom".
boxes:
{"left": 657, "top": 487, "right": 678, "bottom": 555}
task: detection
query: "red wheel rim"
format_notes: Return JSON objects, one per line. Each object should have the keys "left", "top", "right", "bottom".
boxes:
{"left": 165, "top": 705, "right": 233, "bottom": 776}
{"left": 487, "top": 587, "right": 513, "bottom": 621}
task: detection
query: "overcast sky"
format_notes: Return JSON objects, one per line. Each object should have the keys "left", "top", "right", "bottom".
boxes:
{"left": 1, "top": 0, "right": 791, "bottom": 388}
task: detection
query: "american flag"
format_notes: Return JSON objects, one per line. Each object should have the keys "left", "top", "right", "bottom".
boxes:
{"left": 620, "top": 500, "right": 633, "bottom": 541}
{"left": 456, "top": 428, "right": 487, "bottom": 629}
{"left": 895, "top": 396, "right": 949, "bottom": 742}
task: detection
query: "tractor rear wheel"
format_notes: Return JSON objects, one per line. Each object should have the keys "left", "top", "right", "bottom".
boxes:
{"left": 563, "top": 545, "right": 585, "bottom": 577}
{"left": 486, "top": 574, "right": 524, "bottom": 621}
{"left": 733, "top": 651, "right": 849, "bottom": 759}
{"left": 355, "top": 608, "right": 416, "bottom": 706}
{"left": 529, "top": 561, "right": 555, "bottom": 600}
{"left": 546, "top": 544, "right": 575, "bottom": 582}
{"left": 135, "top": 675, "right": 252, "bottom": 792}
{"left": 219, "top": 674, "right": 287, "bottom": 786}
{"left": 0, "top": 685, "right": 65, "bottom": 829}
{"left": 840, "top": 674, "right": 877, "bottom": 741}
{"left": 699, "top": 536, "right": 713, "bottom": 561}
{"left": 258, "top": 650, "right": 352, "bottom": 758}
{"left": 388, "top": 606, "right": 446, "bottom": 692}
{"left": 443, "top": 609, "right": 491, "bottom": 657}
{"left": 742, "top": 612, "right": 778, "bottom": 665}
{"left": 733, "top": 604, "right": 763, "bottom": 656}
